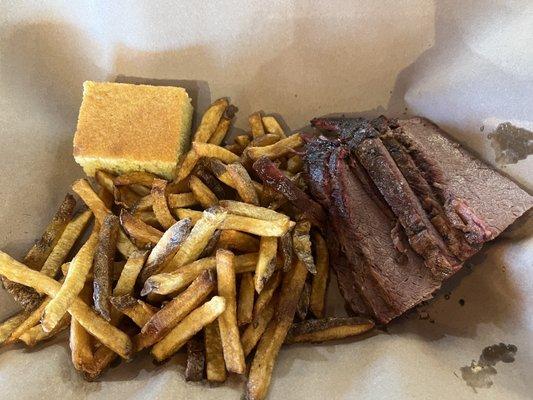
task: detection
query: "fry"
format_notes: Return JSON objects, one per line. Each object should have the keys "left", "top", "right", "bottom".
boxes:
{"left": 113, "top": 251, "right": 147, "bottom": 297}
{"left": 134, "top": 210, "right": 160, "bottom": 227}
{"left": 292, "top": 221, "right": 316, "bottom": 274}
{"left": 162, "top": 207, "right": 227, "bottom": 273}
{"left": 151, "top": 296, "right": 226, "bottom": 362}
{"left": 208, "top": 104, "right": 238, "bottom": 146}
{"left": 296, "top": 281, "right": 311, "bottom": 320}
{"left": 40, "top": 210, "right": 92, "bottom": 278}
{"left": 262, "top": 116, "right": 286, "bottom": 138}
{"left": 151, "top": 178, "right": 177, "bottom": 229}
{"left": 226, "top": 163, "right": 259, "bottom": 205}
{"left": 136, "top": 270, "right": 215, "bottom": 350}
{"left": 5, "top": 299, "right": 50, "bottom": 345}
{"left": 207, "top": 158, "right": 237, "bottom": 188}
{"left": 113, "top": 185, "right": 140, "bottom": 209}
{"left": 199, "top": 229, "right": 221, "bottom": 258}
{"left": 224, "top": 143, "right": 243, "bottom": 155}
{"left": 189, "top": 175, "right": 218, "bottom": 208}
{"left": 168, "top": 192, "right": 198, "bottom": 208}
{"left": 216, "top": 250, "right": 245, "bottom": 374}
{"left": 284, "top": 317, "right": 375, "bottom": 344}
{"left": 73, "top": 179, "right": 137, "bottom": 257}
{"left": 253, "top": 270, "right": 281, "bottom": 318}
{"left": 185, "top": 337, "right": 205, "bottom": 382}
{"left": 245, "top": 133, "right": 303, "bottom": 160}
{"left": 175, "top": 148, "right": 199, "bottom": 182}
{"left": 193, "top": 142, "right": 240, "bottom": 164}
{"left": 286, "top": 155, "right": 303, "bottom": 174}
{"left": 245, "top": 260, "right": 308, "bottom": 400}
{"left": 141, "top": 253, "right": 257, "bottom": 296}
{"left": 2, "top": 194, "right": 77, "bottom": 311}
{"left": 237, "top": 272, "right": 255, "bottom": 326}
{"left": 218, "top": 230, "right": 259, "bottom": 253}
{"left": 194, "top": 98, "right": 229, "bottom": 143}
{"left": 120, "top": 209, "right": 163, "bottom": 248}
{"left": 93, "top": 214, "right": 120, "bottom": 320}
{"left": 254, "top": 236, "right": 277, "bottom": 293}
{"left": 0, "top": 252, "right": 133, "bottom": 359}
{"left": 204, "top": 322, "right": 226, "bottom": 382}
{"left": 241, "top": 299, "right": 276, "bottom": 357}
{"left": 250, "top": 134, "right": 280, "bottom": 147}
{"left": 70, "top": 284, "right": 93, "bottom": 371}
{"left": 234, "top": 134, "right": 251, "bottom": 148}
{"left": 98, "top": 186, "right": 114, "bottom": 209}
{"left": 279, "top": 230, "right": 293, "bottom": 272}
{"left": 42, "top": 225, "right": 100, "bottom": 332}
{"left": 176, "top": 209, "right": 293, "bottom": 237}
{"left": 18, "top": 315, "right": 70, "bottom": 347}
{"left": 193, "top": 159, "right": 230, "bottom": 199}
{"left": 95, "top": 170, "right": 116, "bottom": 193}
{"left": 114, "top": 171, "right": 158, "bottom": 187}
{"left": 110, "top": 295, "right": 156, "bottom": 327}
{"left": 140, "top": 218, "right": 192, "bottom": 282}
{"left": 0, "top": 312, "right": 28, "bottom": 345}
{"left": 249, "top": 112, "right": 265, "bottom": 138}
{"left": 132, "top": 194, "right": 153, "bottom": 211}
{"left": 219, "top": 200, "right": 289, "bottom": 222}
{"left": 310, "top": 232, "right": 329, "bottom": 318}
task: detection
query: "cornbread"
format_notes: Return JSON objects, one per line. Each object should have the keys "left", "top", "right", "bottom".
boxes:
{"left": 73, "top": 81, "right": 193, "bottom": 179}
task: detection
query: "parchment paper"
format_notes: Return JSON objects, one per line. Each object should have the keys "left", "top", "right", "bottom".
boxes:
{"left": 0, "top": 1, "right": 531, "bottom": 399}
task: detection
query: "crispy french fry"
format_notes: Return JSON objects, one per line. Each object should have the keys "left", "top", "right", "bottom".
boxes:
{"left": 95, "top": 170, "right": 116, "bottom": 193}
{"left": 254, "top": 237, "right": 277, "bottom": 293}
{"left": 250, "top": 134, "right": 280, "bottom": 147}
{"left": 120, "top": 210, "right": 163, "bottom": 248}
{"left": 279, "top": 230, "right": 293, "bottom": 272}
{"left": 245, "top": 133, "right": 303, "bottom": 160}
{"left": 208, "top": 104, "right": 238, "bottom": 146}
{"left": 249, "top": 112, "right": 265, "bottom": 139}
{"left": 132, "top": 194, "right": 153, "bottom": 211}
{"left": 207, "top": 158, "right": 237, "bottom": 189}
{"left": 162, "top": 207, "right": 227, "bottom": 273}
{"left": 194, "top": 98, "right": 229, "bottom": 143}
{"left": 175, "top": 209, "right": 293, "bottom": 237}
{"left": 310, "top": 232, "right": 329, "bottom": 318}
{"left": 0, "top": 252, "right": 133, "bottom": 359}
{"left": 193, "top": 159, "right": 230, "bottom": 199}
{"left": 140, "top": 218, "right": 192, "bottom": 282}
{"left": 113, "top": 250, "right": 148, "bottom": 296}
{"left": 224, "top": 143, "right": 244, "bottom": 155}
{"left": 189, "top": 175, "right": 218, "bottom": 208}
{"left": 73, "top": 179, "right": 137, "bottom": 257}
{"left": 241, "top": 298, "right": 276, "bottom": 357}
{"left": 70, "top": 283, "right": 93, "bottom": 371}
{"left": 151, "top": 179, "right": 177, "bottom": 229}
{"left": 136, "top": 270, "right": 215, "bottom": 350}
{"left": 296, "top": 281, "right": 311, "bottom": 320}
{"left": 218, "top": 230, "right": 259, "bottom": 253}
{"left": 219, "top": 200, "right": 289, "bottom": 222}
{"left": 141, "top": 253, "right": 257, "bottom": 296}
{"left": 151, "top": 296, "right": 226, "bottom": 362}
{"left": 199, "top": 229, "right": 221, "bottom": 258}
{"left": 113, "top": 185, "right": 140, "bottom": 209}
{"left": 134, "top": 210, "right": 160, "bottom": 228}
{"left": 193, "top": 142, "right": 240, "bottom": 164}
{"left": 175, "top": 149, "right": 200, "bottom": 183}
{"left": 204, "top": 322, "right": 226, "bottom": 382}
{"left": 0, "top": 312, "right": 29, "bottom": 345}
{"left": 18, "top": 314, "right": 70, "bottom": 347}
{"left": 237, "top": 272, "right": 254, "bottom": 326}
{"left": 253, "top": 270, "right": 281, "bottom": 318}
{"left": 93, "top": 215, "right": 120, "bottom": 320}
{"left": 114, "top": 171, "right": 158, "bottom": 187}
{"left": 5, "top": 299, "right": 50, "bottom": 345}
{"left": 234, "top": 134, "right": 251, "bottom": 148}
{"left": 286, "top": 155, "right": 303, "bottom": 174}
{"left": 216, "top": 249, "right": 245, "bottom": 374}
{"left": 2, "top": 194, "right": 77, "bottom": 311}
{"left": 284, "top": 317, "right": 375, "bottom": 344}
{"left": 168, "top": 192, "right": 198, "bottom": 208}
{"left": 292, "top": 221, "right": 316, "bottom": 274}
{"left": 42, "top": 224, "right": 100, "bottom": 332}
{"left": 110, "top": 295, "right": 156, "bottom": 327}
{"left": 185, "top": 337, "right": 205, "bottom": 382}
{"left": 226, "top": 164, "right": 260, "bottom": 205}
{"left": 98, "top": 186, "right": 115, "bottom": 209}
{"left": 245, "top": 260, "right": 308, "bottom": 400}
{"left": 262, "top": 116, "right": 286, "bottom": 138}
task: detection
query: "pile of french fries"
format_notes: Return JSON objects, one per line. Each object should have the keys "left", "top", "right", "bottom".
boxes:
{"left": 0, "top": 99, "right": 375, "bottom": 400}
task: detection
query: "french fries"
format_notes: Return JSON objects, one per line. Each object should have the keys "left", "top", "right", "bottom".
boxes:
{"left": 284, "top": 317, "right": 375, "bottom": 344}
{"left": 286, "top": 155, "right": 303, "bottom": 174}
{"left": 245, "top": 133, "right": 303, "bottom": 160}
{"left": 296, "top": 281, "right": 311, "bottom": 320}
{"left": 245, "top": 260, "right": 308, "bottom": 400}
{"left": 151, "top": 296, "right": 226, "bottom": 362}
{"left": 218, "top": 230, "right": 259, "bottom": 253}
{"left": 0, "top": 252, "right": 132, "bottom": 359}
{"left": 237, "top": 272, "right": 255, "bottom": 326}
{"left": 226, "top": 164, "right": 260, "bottom": 205}
{"left": 70, "top": 285, "right": 94, "bottom": 372}
{"left": 241, "top": 298, "right": 276, "bottom": 357}
{"left": 136, "top": 270, "right": 215, "bottom": 350}
{"left": 19, "top": 315, "right": 70, "bottom": 347}
{"left": 249, "top": 112, "right": 265, "bottom": 139}
{"left": 204, "top": 322, "right": 226, "bottom": 382}
{"left": 310, "top": 232, "right": 329, "bottom": 318}
{"left": 113, "top": 250, "right": 148, "bottom": 296}
{"left": 234, "top": 134, "right": 251, "bottom": 148}
{"left": 42, "top": 225, "right": 100, "bottom": 332}
{"left": 93, "top": 215, "right": 120, "bottom": 320}
{"left": 193, "top": 142, "right": 240, "bottom": 164}
{"left": 194, "top": 98, "right": 229, "bottom": 143}
{"left": 140, "top": 218, "right": 192, "bottom": 282}
{"left": 250, "top": 134, "right": 280, "bottom": 147}
{"left": 5, "top": 299, "right": 51, "bottom": 345}
{"left": 279, "top": 231, "right": 293, "bottom": 272}
{"left": 253, "top": 270, "right": 282, "bottom": 318}
{"left": 95, "top": 170, "right": 116, "bottom": 193}
{"left": 185, "top": 337, "right": 205, "bottom": 382}
{"left": 199, "top": 229, "right": 221, "bottom": 258}
{"left": 216, "top": 250, "right": 245, "bottom": 374}
{"left": 292, "top": 221, "right": 316, "bottom": 274}
{"left": 168, "top": 192, "right": 198, "bottom": 208}
{"left": 189, "top": 175, "right": 218, "bottom": 208}
{"left": 208, "top": 104, "right": 238, "bottom": 146}
{"left": 254, "top": 237, "right": 278, "bottom": 293}
{"left": 219, "top": 200, "right": 289, "bottom": 222}
{"left": 0, "top": 312, "right": 29, "bottom": 345}
{"left": 207, "top": 158, "right": 237, "bottom": 188}
{"left": 110, "top": 295, "right": 156, "bottom": 327}
{"left": 262, "top": 116, "right": 286, "bottom": 138}
{"left": 120, "top": 210, "right": 163, "bottom": 248}
{"left": 151, "top": 178, "right": 177, "bottom": 229}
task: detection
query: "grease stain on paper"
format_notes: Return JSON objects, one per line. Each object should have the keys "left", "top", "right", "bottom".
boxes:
{"left": 460, "top": 343, "right": 517, "bottom": 391}
{"left": 488, "top": 122, "right": 533, "bottom": 164}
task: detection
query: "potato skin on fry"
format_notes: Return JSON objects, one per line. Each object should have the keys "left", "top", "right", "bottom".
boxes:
{"left": 120, "top": 209, "right": 163, "bottom": 248}
{"left": 185, "top": 337, "right": 205, "bottom": 382}
{"left": 194, "top": 98, "right": 229, "bottom": 143}
{"left": 284, "top": 317, "right": 375, "bottom": 344}
{"left": 151, "top": 178, "right": 177, "bottom": 229}
{"left": 204, "top": 321, "right": 226, "bottom": 382}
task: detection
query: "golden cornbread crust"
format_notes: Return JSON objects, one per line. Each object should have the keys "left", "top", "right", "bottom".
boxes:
{"left": 73, "top": 81, "right": 193, "bottom": 179}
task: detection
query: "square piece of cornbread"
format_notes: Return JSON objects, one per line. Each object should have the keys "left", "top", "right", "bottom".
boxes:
{"left": 73, "top": 81, "right": 193, "bottom": 179}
